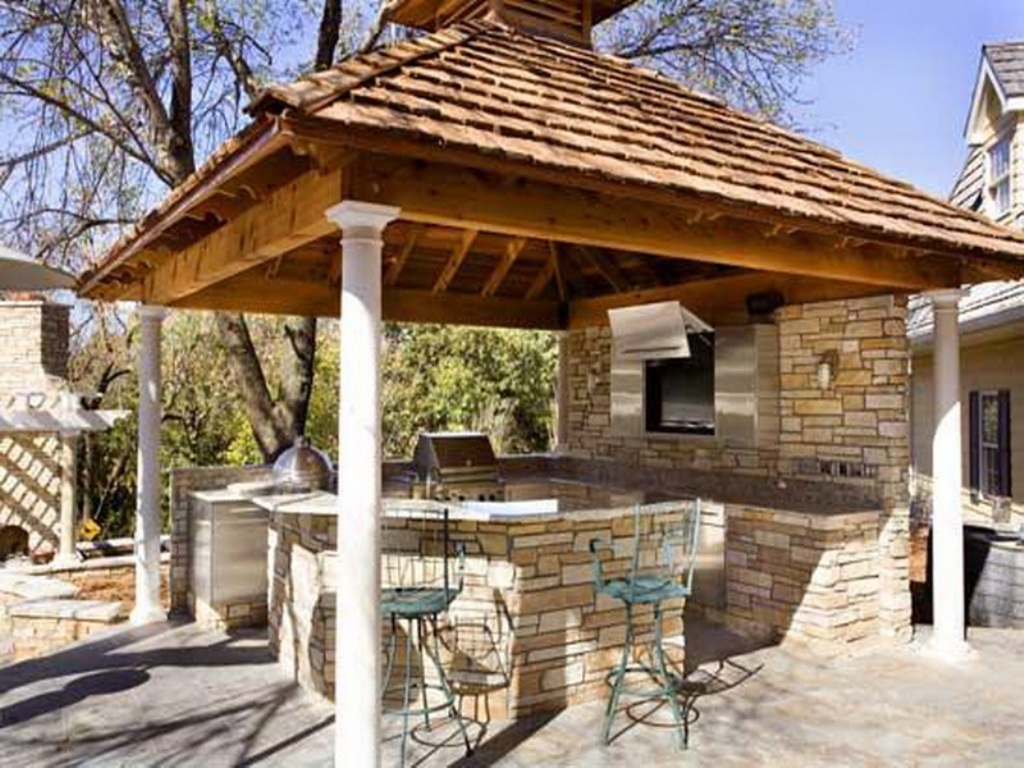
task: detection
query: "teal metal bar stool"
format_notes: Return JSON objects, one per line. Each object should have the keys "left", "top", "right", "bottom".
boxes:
{"left": 589, "top": 499, "right": 702, "bottom": 749}
{"left": 381, "top": 506, "right": 472, "bottom": 766}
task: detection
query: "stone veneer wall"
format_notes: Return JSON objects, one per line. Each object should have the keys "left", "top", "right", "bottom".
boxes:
{"left": 566, "top": 295, "right": 912, "bottom": 640}
{"left": 0, "top": 302, "right": 69, "bottom": 392}
{"left": 269, "top": 506, "right": 690, "bottom": 720}
{"left": 168, "top": 465, "right": 272, "bottom": 616}
{"left": 725, "top": 505, "right": 881, "bottom": 652}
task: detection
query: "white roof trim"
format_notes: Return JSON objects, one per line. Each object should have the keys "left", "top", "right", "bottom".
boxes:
{"left": 966, "top": 55, "right": 1013, "bottom": 143}
{"left": 0, "top": 409, "right": 128, "bottom": 434}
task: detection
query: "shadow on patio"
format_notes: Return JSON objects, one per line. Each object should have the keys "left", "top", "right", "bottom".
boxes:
{"left": 5, "top": 619, "right": 1024, "bottom": 766}
{"left": 0, "top": 621, "right": 334, "bottom": 767}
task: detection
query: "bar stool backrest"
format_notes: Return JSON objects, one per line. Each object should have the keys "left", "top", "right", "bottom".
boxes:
{"left": 624, "top": 499, "right": 702, "bottom": 600}
{"left": 382, "top": 504, "right": 463, "bottom": 602}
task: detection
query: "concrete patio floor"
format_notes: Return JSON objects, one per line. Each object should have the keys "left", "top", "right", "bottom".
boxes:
{"left": 1, "top": 619, "right": 1022, "bottom": 767}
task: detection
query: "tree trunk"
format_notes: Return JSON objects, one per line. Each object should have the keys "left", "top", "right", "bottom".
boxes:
{"left": 213, "top": 313, "right": 317, "bottom": 461}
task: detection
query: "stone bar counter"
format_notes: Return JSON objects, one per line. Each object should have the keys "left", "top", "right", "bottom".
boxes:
{"left": 257, "top": 465, "right": 885, "bottom": 718}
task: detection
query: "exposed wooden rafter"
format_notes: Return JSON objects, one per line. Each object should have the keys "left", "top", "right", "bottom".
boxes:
{"left": 577, "top": 244, "right": 629, "bottom": 292}
{"left": 385, "top": 224, "right": 423, "bottom": 286}
{"left": 432, "top": 228, "right": 479, "bottom": 294}
{"left": 481, "top": 236, "right": 528, "bottom": 296}
{"left": 525, "top": 256, "right": 556, "bottom": 300}
{"left": 549, "top": 241, "right": 566, "bottom": 300}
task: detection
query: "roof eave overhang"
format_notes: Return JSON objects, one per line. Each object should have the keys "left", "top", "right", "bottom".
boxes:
{"left": 77, "top": 117, "right": 286, "bottom": 299}
{"left": 281, "top": 113, "right": 1024, "bottom": 270}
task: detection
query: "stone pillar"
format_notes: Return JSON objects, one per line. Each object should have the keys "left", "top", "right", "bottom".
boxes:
{"left": 325, "top": 200, "right": 400, "bottom": 768}
{"left": 555, "top": 331, "right": 570, "bottom": 452}
{"left": 929, "top": 289, "right": 968, "bottom": 657}
{"left": 131, "top": 305, "right": 167, "bottom": 626}
{"left": 55, "top": 431, "right": 77, "bottom": 565}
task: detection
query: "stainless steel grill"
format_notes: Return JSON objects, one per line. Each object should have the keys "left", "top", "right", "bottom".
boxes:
{"left": 411, "top": 432, "right": 505, "bottom": 502}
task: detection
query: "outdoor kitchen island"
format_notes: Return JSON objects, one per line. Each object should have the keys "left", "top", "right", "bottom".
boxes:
{"left": 259, "top": 464, "right": 885, "bottom": 720}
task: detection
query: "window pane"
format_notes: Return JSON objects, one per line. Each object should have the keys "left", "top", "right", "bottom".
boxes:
{"left": 994, "top": 179, "right": 1011, "bottom": 214}
{"left": 982, "top": 395, "right": 1000, "bottom": 443}
{"left": 983, "top": 446, "right": 1001, "bottom": 496}
{"left": 990, "top": 137, "right": 1011, "bottom": 179}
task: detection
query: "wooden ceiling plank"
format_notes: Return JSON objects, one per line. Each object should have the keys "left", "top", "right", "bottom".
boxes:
{"left": 432, "top": 228, "right": 479, "bottom": 294}
{"left": 481, "top": 235, "right": 528, "bottom": 296}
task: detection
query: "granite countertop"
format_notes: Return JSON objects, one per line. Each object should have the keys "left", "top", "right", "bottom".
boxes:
{"left": 251, "top": 490, "right": 700, "bottom": 525}
{"left": 226, "top": 474, "right": 880, "bottom": 525}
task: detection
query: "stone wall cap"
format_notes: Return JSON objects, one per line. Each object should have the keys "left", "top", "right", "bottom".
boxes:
{"left": 0, "top": 571, "right": 78, "bottom": 600}
{"left": 8, "top": 598, "right": 124, "bottom": 622}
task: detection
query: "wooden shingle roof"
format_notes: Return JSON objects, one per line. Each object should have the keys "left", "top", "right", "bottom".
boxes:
{"left": 253, "top": 21, "right": 1024, "bottom": 259}
{"left": 83, "top": 20, "right": 1024, "bottom": 294}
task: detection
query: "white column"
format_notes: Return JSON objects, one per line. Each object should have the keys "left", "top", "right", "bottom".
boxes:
{"left": 325, "top": 200, "right": 400, "bottom": 768}
{"left": 131, "top": 305, "right": 167, "bottom": 626}
{"left": 555, "top": 331, "right": 570, "bottom": 452}
{"left": 55, "top": 431, "right": 77, "bottom": 565}
{"left": 929, "top": 289, "right": 968, "bottom": 657}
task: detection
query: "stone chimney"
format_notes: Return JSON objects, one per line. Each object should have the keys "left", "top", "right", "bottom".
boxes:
{"left": 0, "top": 300, "right": 71, "bottom": 400}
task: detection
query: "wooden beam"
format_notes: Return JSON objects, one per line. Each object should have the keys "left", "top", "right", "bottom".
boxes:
{"left": 285, "top": 116, "right": 1024, "bottom": 271}
{"left": 577, "top": 245, "right": 629, "bottom": 292}
{"left": 140, "top": 164, "right": 344, "bottom": 304}
{"left": 481, "top": 236, "right": 528, "bottom": 296}
{"left": 169, "top": 270, "right": 563, "bottom": 329}
{"left": 385, "top": 224, "right": 422, "bottom": 286}
{"left": 525, "top": 257, "right": 556, "bottom": 300}
{"left": 350, "top": 156, "right": 962, "bottom": 291}
{"left": 568, "top": 272, "right": 894, "bottom": 328}
{"left": 432, "top": 229, "right": 479, "bottom": 294}
{"left": 553, "top": 241, "right": 587, "bottom": 296}
{"left": 550, "top": 241, "right": 566, "bottom": 300}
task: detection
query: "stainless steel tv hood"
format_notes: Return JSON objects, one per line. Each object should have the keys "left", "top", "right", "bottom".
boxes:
{"left": 608, "top": 301, "right": 713, "bottom": 361}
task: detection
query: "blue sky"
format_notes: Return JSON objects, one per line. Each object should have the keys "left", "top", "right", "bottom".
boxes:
{"left": 798, "top": 0, "right": 1024, "bottom": 198}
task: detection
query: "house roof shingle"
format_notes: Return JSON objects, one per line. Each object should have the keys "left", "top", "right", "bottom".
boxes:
{"left": 83, "top": 21, "right": 1024, "bottom": 290}
{"left": 985, "top": 42, "right": 1024, "bottom": 99}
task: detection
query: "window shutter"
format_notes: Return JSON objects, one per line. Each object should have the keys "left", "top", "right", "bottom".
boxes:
{"left": 998, "top": 389, "right": 1012, "bottom": 497}
{"left": 969, "top": 391, "right": 980, "bottom": 494}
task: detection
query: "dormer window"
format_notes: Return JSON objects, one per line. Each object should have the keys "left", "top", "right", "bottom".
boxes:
{"left": 987, "top": 133, "right": 1012, "bottom": 216}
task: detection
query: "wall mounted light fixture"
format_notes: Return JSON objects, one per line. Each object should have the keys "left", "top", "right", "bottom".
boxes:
{"left": 817, "top": 350, "right": 838, "bottom": 391}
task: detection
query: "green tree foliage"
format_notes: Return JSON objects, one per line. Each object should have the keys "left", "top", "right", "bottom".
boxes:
{"left": 71, "top": 313, "right": 556, "bottom": 536}
{"left": 381, "top": 325, "right": 557, "bottom": 458}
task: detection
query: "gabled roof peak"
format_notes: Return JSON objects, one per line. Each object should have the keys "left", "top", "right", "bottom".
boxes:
{"left": 964, "top": 43, "right": 1024, "bottom": 143}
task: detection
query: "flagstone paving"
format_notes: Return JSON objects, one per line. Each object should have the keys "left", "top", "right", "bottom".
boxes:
{"left": 1, "top": 619, "right": 1022, "bottom": 766}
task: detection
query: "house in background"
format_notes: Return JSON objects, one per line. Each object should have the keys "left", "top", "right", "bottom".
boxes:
{"left": 910, "top": 43, "right": 1024, "bottom": 528}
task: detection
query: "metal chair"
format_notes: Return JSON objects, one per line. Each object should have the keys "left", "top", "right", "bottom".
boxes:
{"left": 381, "top": 505, "right": 472, "bottom": 766}
{"left": 589, "top": 499, "right": 702, "bottom": 749}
